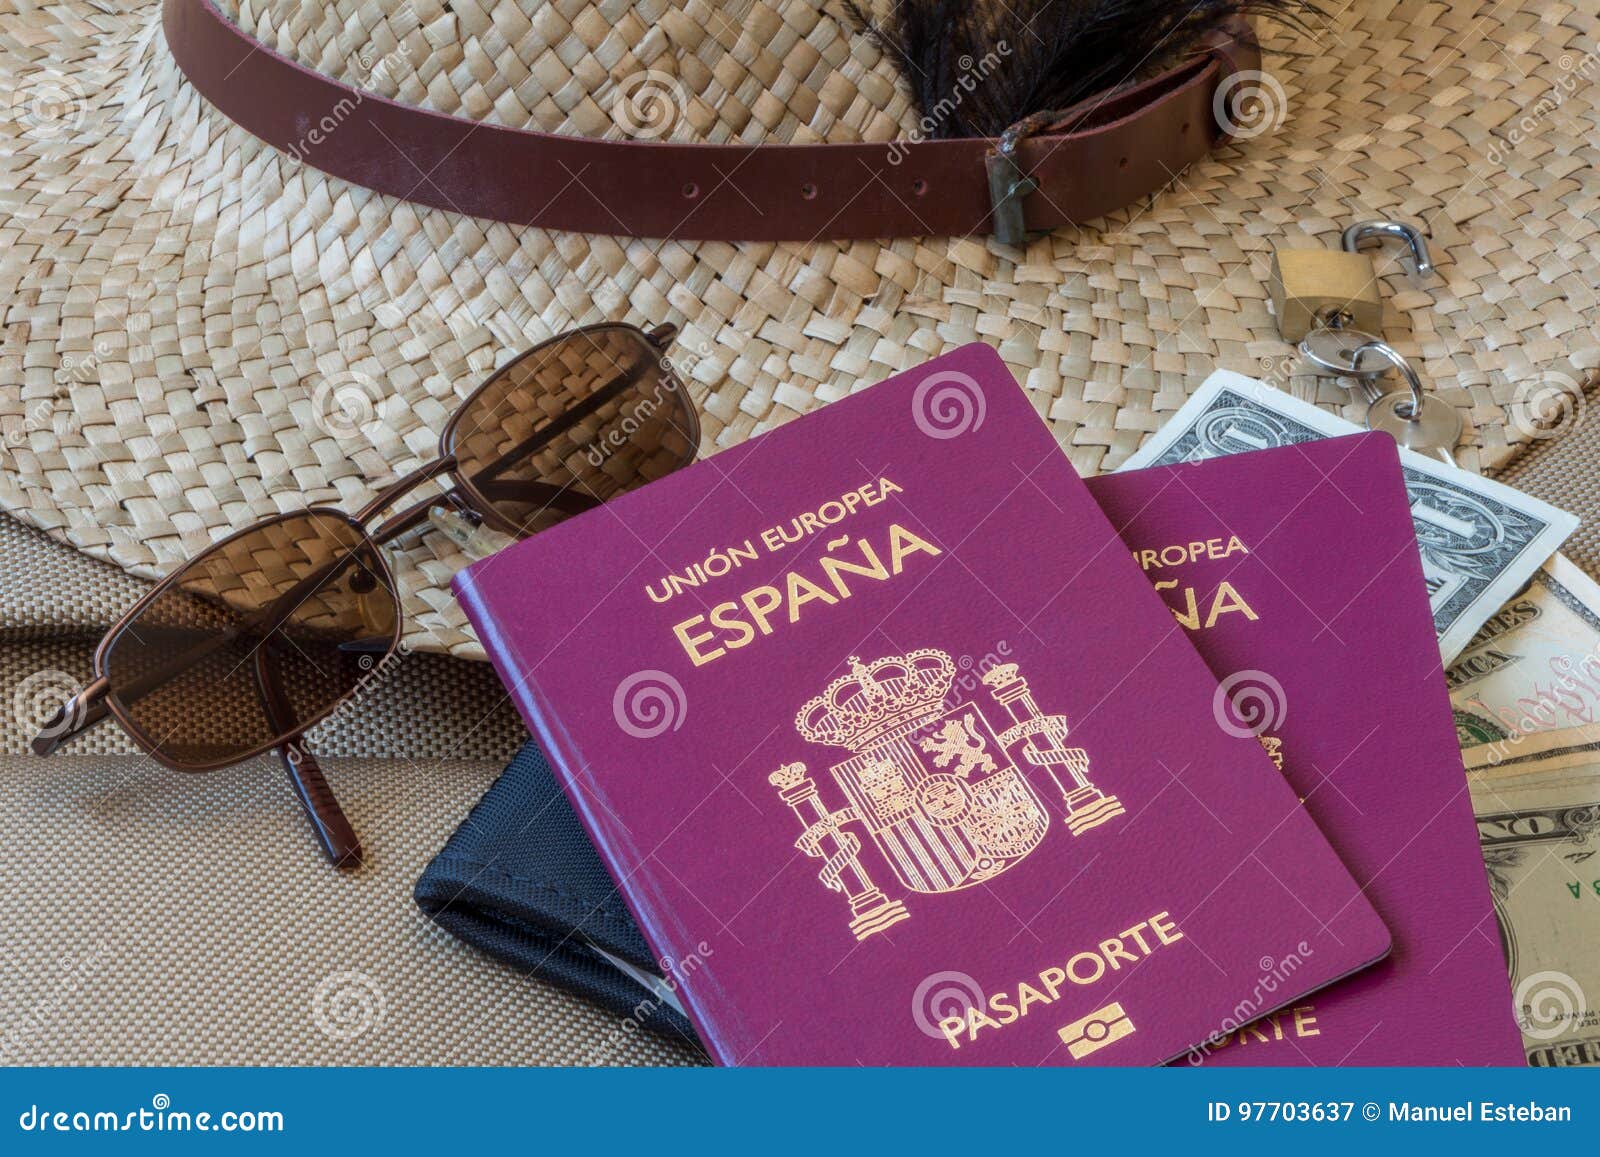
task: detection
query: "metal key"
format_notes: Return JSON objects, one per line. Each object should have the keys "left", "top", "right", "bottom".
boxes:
{"left": 1351, "top": 340, "right": 1463, "bottom": 464}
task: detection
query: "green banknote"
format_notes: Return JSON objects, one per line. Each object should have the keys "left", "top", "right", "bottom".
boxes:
{"left": 1450, "top": 554, "right": 1600, "bottom": 776}
{"left": 1473, "top": 770, "right": 1600, "bottom": 1066}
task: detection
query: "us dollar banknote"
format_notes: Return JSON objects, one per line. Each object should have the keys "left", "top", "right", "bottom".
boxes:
{"left": 1473, "top": 771, "right": 1600, "bottom": 1066}
{"left": 1450, "top": 554, "right": 1600, "bottom": 776}
{"left": 1120, "top": 372, "right": 1578, "bottom": 661}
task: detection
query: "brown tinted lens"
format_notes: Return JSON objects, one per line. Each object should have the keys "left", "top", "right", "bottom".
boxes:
{"left": 103, "top": 512, "right": 399, "bottom": 768}
{"left": 451, "top": 326, "right": 697, "bottom": 536}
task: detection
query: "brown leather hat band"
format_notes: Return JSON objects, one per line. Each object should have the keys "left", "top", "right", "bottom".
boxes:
{"left": 164, "top": 0, "right": 1259, "bottom": 242}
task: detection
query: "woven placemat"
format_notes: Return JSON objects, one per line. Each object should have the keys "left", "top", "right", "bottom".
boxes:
{"left": 0, "top": 509, "right": 149, "bottom": 642}
{"left": 2, "top": 0, "right": 1597, "bottom": 660}
{"left": 0, "top": 513, "right": 703, "bottom": 1065}
{"left": 0, "top": 750, "right": 703, "bottom": 1065}
{"left": 1492, "top": 387, "right": 1600, "bottom": 579}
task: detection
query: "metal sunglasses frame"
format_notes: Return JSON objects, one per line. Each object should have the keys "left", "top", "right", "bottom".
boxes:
{"left": 30, "top": 321, "right": 699, "bottom": 868}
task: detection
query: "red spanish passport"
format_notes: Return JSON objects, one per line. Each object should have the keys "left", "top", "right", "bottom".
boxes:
{"left": 454, "top": 343, "right": 1390, "bottom": 1065}
{"left": 1089, "top": 432, "right": 1524, "bottom": 1065}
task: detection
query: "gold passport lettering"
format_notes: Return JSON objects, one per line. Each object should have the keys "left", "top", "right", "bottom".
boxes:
{"left": 1059, "top": 1001, "right": 1136, "bottom": 1060}
{"left": 938, "top": 912, "right": 1182, "bottom": 1049}
{"left": 672, "top": 524, "right": 942, "bottom": 666}
{"left": 1152, "top": 579, "right": 1259, "bottom": 631}
{"left": 758, "top": 477, "right": 904, "bottom": 553}
{"left": 1131, "top": 537, "right": 1259, "bottom": 632}
{"left": 645, "top": 477, "right": 903, "bottom": 605}
{"left": 1133, "top": 537, "right": 1249, "bottom": 570}
{"left": 1204, "top": 1004, "right": 1321, "bottom": 1049}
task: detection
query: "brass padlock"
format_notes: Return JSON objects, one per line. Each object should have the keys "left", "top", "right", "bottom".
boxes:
{"left": 1268, "top": 248, "right": 1382, "bottom": 342}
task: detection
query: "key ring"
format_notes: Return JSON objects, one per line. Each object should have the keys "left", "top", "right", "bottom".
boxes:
{"left": 1299, "top": 319, "right": 1393, "bottom": 378}
{"left": 1350, "top": 340, "right": 1463, "bottom": 458}
{"left": 1349, "top": 340, "right": 1424, "bottom": 413}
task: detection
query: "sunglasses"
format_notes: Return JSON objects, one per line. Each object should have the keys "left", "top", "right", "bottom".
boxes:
{"left": 32, "top": 322, "right": 700, "bottom": 868}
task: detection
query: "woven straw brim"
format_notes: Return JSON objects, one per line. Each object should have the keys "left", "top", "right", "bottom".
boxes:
{"left": 2, "top": 0, "right": 1597, "bottom": 659}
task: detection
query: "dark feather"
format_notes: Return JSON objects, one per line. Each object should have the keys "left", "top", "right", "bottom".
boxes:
{"left": 842, "top": 0, "right": 1322, "bottom": 138}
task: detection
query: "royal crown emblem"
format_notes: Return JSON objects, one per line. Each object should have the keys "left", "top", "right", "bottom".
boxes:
{"left": 769, "top": 647, "right": 1126, "bottom": 941}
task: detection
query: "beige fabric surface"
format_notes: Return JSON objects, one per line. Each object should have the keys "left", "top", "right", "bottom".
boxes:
{"left": 4, "top": 0, "right": 1596, "bottom": 662}
{"left": 1493, "top": 397, "right": 1600, "bottom": 579}
{"left": 0, "top": 512, "right": 149, "bottom": 642}
{"left": 0, "top": 512, "right": 704, "bottom": 1065}
{"left": 0, "top": 753, "right": 702, "bottom": 1066}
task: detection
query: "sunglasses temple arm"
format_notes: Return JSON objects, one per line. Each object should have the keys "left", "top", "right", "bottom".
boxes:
{"left": 370, "top": 482, "right": 599, "bottom": 545}
{"left": 253, "top": 650, "right": 362, "bottom": 869}
{"left": 30, "top": 676, "right": 112, "bottom": 756}
{"left": 465, "top": 479, "right": 600, "bottom": 515}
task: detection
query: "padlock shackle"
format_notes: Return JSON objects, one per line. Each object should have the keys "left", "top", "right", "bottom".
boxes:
{"left": 1341, "top": 220, "right": 1433, "bottom": 278}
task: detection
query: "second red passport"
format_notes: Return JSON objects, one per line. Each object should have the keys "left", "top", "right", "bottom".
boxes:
{"left": 1091, "top": 432, "right": 1524, "bottom": 1065}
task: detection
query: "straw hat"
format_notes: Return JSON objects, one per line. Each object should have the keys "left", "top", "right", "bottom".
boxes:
{"left": 3, "top": 0, "right": 1595, "bottom": 658}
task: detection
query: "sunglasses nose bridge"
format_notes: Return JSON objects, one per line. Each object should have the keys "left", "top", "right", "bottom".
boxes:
{"left": 648, "top": 322, "right": 677, "bottom": 348}
{"left": 354, "top": 456, "right": 459, "bottom": 528}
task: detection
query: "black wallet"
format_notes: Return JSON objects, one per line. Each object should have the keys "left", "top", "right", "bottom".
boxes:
{"left": 415, "top": 739, "right": 699, "bottom": 1045}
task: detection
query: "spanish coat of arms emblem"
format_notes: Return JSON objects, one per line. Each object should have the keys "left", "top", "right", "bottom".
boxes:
{"left": 768, "top": 648, "right": 1125, "bottom": 940}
